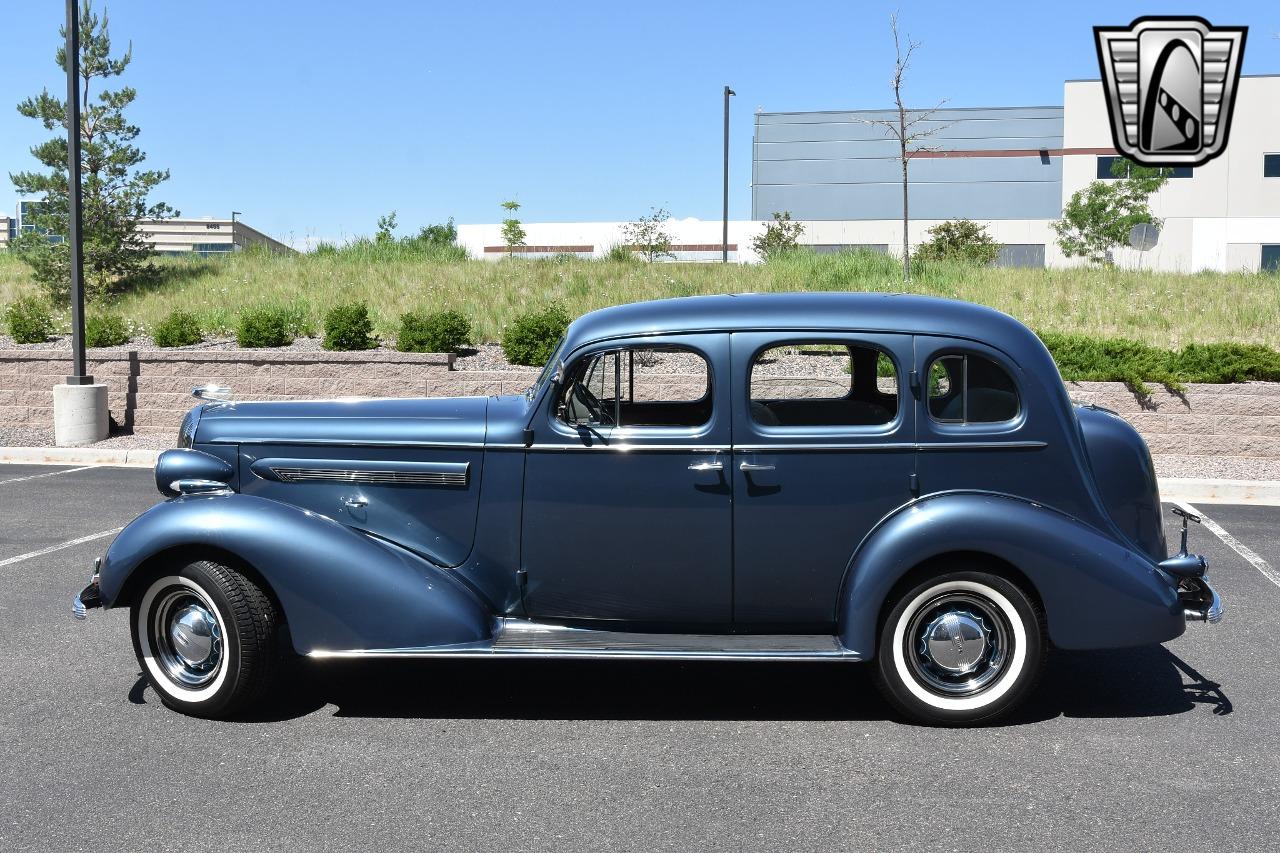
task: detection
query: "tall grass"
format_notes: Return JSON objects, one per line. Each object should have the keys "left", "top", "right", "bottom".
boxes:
{"left": 1, "top": 248, "right": 1277, "bottom": 347}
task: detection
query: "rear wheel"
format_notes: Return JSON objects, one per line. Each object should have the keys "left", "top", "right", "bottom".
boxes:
{"left": 131, "top": 559, "right": 282, "bottom": 718}
{"left": 873, "top": 570, "right": 1045, "bottom": 726}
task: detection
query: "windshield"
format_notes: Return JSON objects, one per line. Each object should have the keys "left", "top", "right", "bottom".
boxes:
{"left": 526, "top": 336, "right": 567, "bottom": 402}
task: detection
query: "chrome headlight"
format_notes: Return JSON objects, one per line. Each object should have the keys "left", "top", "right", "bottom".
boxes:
{"left": 154, "top": 448, "right": 234, "bottom": 497}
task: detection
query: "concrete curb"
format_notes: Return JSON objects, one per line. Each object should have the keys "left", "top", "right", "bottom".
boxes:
{"left": 1158, "top": 477, "right": 1280, "bottom": 507}
{"left": 0, "top": 446, "right": 160, "bottom": 468}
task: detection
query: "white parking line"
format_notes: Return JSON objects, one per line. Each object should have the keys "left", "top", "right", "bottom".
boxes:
{"left": 0, "top": 466, "right": 95, "bottom": 486}
{"left": 0, "top": 527, "right": 123, "bottom": 568}
{"left": 1185, "top": 503, "right": 1280, "bottom": 591}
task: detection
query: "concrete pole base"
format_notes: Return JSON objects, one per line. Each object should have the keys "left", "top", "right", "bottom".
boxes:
{"left": 53, "top": 383, "right": 109, "bottom": 447}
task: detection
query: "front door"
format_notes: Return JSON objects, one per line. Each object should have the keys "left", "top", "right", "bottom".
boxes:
{"left": 730, "top": 332, "right": 916, "bottom": 630}
{"left": 521, "top": 333, "right": 732, "bottom": 626}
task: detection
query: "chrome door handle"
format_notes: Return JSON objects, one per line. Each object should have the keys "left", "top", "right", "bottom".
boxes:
{"left": 688, "top": 460, "right": 724, "bottom": 472}
{"left": 739, "top": 462, "right": 776, "bottom": 472}
{"left": 342, "top": 496, "right": 368, "bottom": 508}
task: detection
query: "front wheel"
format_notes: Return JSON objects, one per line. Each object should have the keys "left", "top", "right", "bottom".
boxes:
{"left": 873, "top": 570, "right": 1045, "bottom": 726}
{"left": 131, "top": 559, "right": 282, "bottom": 718}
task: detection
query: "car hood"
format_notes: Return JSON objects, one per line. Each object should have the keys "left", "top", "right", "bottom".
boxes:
{"left": 194, "top": 396, "right": 489, "bottom": 447}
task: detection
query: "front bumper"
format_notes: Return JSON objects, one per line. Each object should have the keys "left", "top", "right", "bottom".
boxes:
{"left": 72, "top": 560, "right": 102, "bottom": 621}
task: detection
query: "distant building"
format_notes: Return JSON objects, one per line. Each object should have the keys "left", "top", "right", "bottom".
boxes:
{"left": 0, "top": 203, "right": 292, "bottom": 256}
{"left": 136, "top": 217, "right": 293, "bottom": 256}
{"left": 458, "top": 75, "right": 1280, "bottom": 272}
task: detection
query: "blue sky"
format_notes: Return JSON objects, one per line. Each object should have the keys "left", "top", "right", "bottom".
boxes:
{"left": 1, "top": 1, "right": 1276, "bottom": 245}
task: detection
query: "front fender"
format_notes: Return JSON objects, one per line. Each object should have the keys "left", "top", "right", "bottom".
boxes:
{"left": 838, "top": 492, "right": 1183, "bottom": 656}
{"left": 99, "top": 493, "right": 491, "bottom": 654}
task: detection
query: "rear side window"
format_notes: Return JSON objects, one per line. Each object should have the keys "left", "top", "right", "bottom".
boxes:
{"left": 749, "top": 342, "right": 898, "bottom": 427}
{"left": 927, "top": 354, "right": 1019, "bottom": 424}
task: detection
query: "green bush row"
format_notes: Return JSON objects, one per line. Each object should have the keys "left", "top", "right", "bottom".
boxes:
{"left": 5, "top": 297, "right": 1278, "bottom": 388}
{"left": 1038, "top": 332, "right": 1280, "bottom": 394}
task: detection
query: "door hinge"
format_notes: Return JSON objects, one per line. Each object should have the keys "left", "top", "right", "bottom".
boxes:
{"left": 909, "top": 472, "right": 920, "bottom": 496}
{"left": 909, "top": 369, "right": 921, "bottom": 399}
{"left": 522, "top": 428, "right": 534, "bottom": 447}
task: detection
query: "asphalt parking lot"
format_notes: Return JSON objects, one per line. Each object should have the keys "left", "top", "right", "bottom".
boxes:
{"left": 1, "top": 465, "right": 1278, "bottom": 852}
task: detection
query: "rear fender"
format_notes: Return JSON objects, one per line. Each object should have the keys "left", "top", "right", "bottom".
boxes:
{"left": 99, "top": 493, "right": 491, "bottom": 654}
{"left": 838, "top": 492, "right": 1183, "bottom": 656}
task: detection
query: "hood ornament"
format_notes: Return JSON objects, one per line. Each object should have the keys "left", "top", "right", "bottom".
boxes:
{"left": 192, "top": 385, "right": 234, "bottom": 404}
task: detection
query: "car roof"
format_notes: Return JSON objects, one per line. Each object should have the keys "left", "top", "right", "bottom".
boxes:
{"left": 564, "top": 292, "right": 1038, "bottom": 355}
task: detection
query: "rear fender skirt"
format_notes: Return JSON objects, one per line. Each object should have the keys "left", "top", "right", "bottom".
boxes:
{"left": 97, "top": 493, "right": 491, "bottom": 655}
{"left": 838, "top": 492, "right": 1183, "bottom": 655}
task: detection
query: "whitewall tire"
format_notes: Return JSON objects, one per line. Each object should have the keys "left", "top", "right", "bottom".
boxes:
{"left": 873, "top": 569, "right": 1045, "bottom": 726}
{"left": 131, "top": 559, "right": 282, "bottom": 718}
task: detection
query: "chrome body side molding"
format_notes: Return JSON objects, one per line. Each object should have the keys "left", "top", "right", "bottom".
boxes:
{"left": 307, "top": 619, "right": 863, "bottom": 661}
{"left": 250, "top": 458, "right": 470, "bottom": 487}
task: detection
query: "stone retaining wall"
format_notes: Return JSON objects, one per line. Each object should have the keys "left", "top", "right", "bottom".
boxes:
{"left": 0, "top": 350, "right": 1276, "bottom": 457}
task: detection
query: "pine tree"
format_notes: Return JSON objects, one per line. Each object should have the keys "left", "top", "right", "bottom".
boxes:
{"left": 10, "top": 1, "right": 177, "bottom": 302}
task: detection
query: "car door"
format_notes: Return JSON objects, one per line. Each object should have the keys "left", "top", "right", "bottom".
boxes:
{"left": 521, "top": 333, "right": 733, "bottom": 626}
{"left": 730, "top": 332, "right": 916, "bottom": 630}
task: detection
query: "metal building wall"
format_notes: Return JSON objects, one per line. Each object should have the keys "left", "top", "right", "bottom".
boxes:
{"left": 752, "top": 106, "right": 1065, "bottom": 221}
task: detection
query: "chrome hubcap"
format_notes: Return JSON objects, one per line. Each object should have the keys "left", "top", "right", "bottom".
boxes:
{"left": 151, "top": 589, "right": 224, "bottom": 688}
{"left": 921, "top": 610, "right": 988, "bottom": 675}
{"left": 905, "top": 592, "right": 1012, "bottom": 697}
{"left": 169, "top": 604, "right": 218, "bottom": 667}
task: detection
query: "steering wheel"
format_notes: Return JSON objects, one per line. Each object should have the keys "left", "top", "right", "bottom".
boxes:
{"left": 572, "top": 379, "right": 614, "bottom": 425}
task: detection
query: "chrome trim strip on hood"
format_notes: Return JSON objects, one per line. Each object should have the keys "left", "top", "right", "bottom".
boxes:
{"left": 250, "top": 458, "right": 470, "bottom": 487}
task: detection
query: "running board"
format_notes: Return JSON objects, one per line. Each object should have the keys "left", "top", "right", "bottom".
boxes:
{"left": 308, "top": 619, "right": 863, "bottom": 662}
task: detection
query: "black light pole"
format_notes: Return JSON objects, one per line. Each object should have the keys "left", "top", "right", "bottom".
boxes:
{"left": 65, "top": 0, "right": 91, "bottom": 385}
{"left": 722, "top": 85, "right": 734, "bottom": 263}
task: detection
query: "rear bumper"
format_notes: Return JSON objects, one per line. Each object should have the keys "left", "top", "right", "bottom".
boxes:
{"left": 1181, "top": 577, "right": 1224, "bottom": 625}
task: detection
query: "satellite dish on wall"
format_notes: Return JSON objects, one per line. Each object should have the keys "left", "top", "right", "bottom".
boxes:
{"left": 1129, "top": 222, "right": 1160, "bottom": 251}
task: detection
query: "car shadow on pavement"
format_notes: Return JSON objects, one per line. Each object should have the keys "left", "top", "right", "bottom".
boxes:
{"left": 123, "top": 643, "right": 1232, "bottom": 725}
{"left": 1011, "top": 645, "right": 1232, "bottom": 723}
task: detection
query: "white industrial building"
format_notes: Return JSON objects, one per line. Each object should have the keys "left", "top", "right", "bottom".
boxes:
{"left": 457, "top": 76, "right": 1280, "bottom": 271}
{"left": 0, "top": 204, "right": 291, "bottom": 256}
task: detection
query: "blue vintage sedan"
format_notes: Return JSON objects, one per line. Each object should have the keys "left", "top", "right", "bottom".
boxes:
{"left": 73, "top": 293, "right": 1221, "bottom": 724}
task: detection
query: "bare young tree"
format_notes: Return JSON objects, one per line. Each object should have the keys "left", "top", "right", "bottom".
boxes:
{"left": 859, "top": 13, "right": 951, "bottom": 282}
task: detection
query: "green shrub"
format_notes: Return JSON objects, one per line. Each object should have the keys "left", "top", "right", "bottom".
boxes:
{"left": 397, "top": 309, "right": 472, "bottom": 353}
{"left": 85, "top": 313, "right": 130, "bottom": 347}
{"left": 4, "top": 296, "right": 55, "bottom": 344}
{"left": 915, "top": 219, "right": 1001, "bottom": 265}
{"left": 236, "top": 306, "right": 295, "bottom": 348}
{"left": 151, "top": 310, "right": 203, "bottom": 347}
{"left": 1037, "top": 333, "right": 1280, "bottom": 397}
{"left": 602, "top": 243, "right": 636, "bottom": 263}
{"left": 1038, "top": 331, "right": 1177, "bottom": 396}
{"left": 322, "top": 301, "right": 377, "bottom": 351}
{"left": 501, "top": 303, "right": 571, "bottom": 366}
{"left": 1173, "top": 343, "right": 1280, "bottom": 383}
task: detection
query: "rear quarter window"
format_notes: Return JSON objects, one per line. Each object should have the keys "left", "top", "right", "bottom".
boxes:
{"left": 927, "top": 353, "right": 1019, "bottom": 424}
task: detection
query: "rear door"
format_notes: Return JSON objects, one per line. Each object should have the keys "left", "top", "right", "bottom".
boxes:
{"left": 729, "top": 332, "right": 916, "bottom": 630}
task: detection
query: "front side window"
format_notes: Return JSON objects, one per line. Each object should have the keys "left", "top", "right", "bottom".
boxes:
{"left": 927, "top": 353, "right": 1019, "bottom": 424}
{"left": 749, "top": 342, "right": 897, "bottom": 427}
{"left": 559, "top": 345, "right": 711, "bottom": 428}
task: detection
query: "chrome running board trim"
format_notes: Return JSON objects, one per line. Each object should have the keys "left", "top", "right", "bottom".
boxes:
{"left": 308, "top": 620, "right": 862, "bottom": 661}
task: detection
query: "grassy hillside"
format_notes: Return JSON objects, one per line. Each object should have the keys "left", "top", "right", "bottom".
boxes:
{"left": 1, "top": 247, "right": 1277, "bottom": 347}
